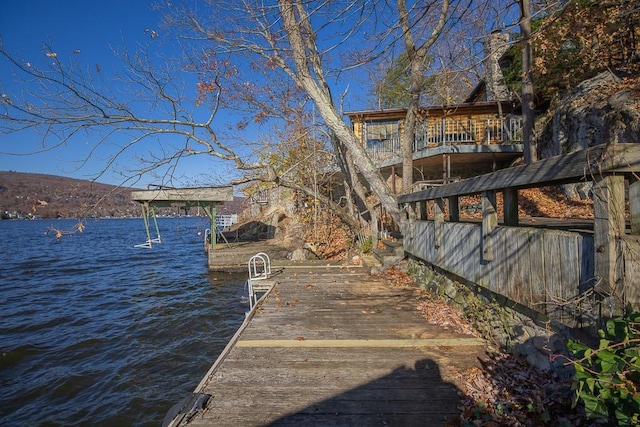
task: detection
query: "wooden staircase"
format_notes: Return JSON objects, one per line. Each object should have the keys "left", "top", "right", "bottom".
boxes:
{"left": 362, "top": 237, "right": 405, "bottom": 274}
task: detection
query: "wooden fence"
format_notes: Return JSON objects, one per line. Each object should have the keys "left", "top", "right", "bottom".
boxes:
{"left": 398, "top": 143, "right": 640, "bottom": 328}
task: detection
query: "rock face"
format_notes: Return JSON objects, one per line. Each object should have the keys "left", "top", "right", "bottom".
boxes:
{"left": 538, "top": 70, "right": 640, "bottom": 154}
{"left": 536, "top": 70, "right": 640, "bottom": 198}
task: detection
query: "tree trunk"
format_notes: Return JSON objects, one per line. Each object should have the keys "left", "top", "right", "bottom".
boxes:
{"left": 397, "top": 0, "right": 450, "bottom": 191}
{"left": 402, "top": 57, "right": 424, "bottom": 192}
{"left": 278, "top": 0, "right": 401, "bottom": 224}
{"left": 334, "top": 134, "right": 370, "bottom": 221}
{"left": 520, "top": 0, "right": 536, "bottom": 164}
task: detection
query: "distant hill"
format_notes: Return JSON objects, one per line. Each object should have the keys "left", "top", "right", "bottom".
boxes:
{"left": 0, "top": 171, "right": 246, "bottom": 219}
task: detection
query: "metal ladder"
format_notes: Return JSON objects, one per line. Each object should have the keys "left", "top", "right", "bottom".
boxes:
{"left": 246, "top": 252, "right": 272, "bottom": 310}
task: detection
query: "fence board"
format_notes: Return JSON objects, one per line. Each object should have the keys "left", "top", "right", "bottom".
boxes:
{"left": 489, "top": 228, "right": 507, "bottom": 294}
{"left": 543, "top": 233, "right": 563, "bottom": 301}
{"left": 507, "top": 229, "right": 532, "bottom": 307}
{"left": 526, "top": 229, "right": 547, "bottom": 313}
{"left": 623, "top": 236, "right": 640, "bottom": 310}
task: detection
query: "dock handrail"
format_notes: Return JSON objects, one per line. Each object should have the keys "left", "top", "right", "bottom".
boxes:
{"left": 248, "top": 252, "right": 271, "bottom": 280}
{"left": 247, "top": 252, "right": 273, "bottom": 310}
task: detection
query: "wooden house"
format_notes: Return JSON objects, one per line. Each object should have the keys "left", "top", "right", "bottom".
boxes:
{"left": 345, "top": 101, "right": 524, "bottom": 192}
{"left": 345, "top": 31, "right": 523, "bottom": 192}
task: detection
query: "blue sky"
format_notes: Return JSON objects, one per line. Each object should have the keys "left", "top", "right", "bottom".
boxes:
{"left": 0, "top": 2, "right": 516, "bottom": 189}
{"left": 0, "top": 0, "right": 254, "bottom": 187}
{"left": 0, "top": 1, "right": 403, "bottom": 188}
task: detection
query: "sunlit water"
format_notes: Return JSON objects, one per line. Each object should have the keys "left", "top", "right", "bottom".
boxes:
{"left": 0, "top": 218, "right": 248, "bottom": 426}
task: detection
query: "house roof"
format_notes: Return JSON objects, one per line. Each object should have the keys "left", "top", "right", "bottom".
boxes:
{"left": 344, "top": 100, "right": 519, "bottom": 120}
{"left": 464, "top": 80, "right": 487, "bottom": 103}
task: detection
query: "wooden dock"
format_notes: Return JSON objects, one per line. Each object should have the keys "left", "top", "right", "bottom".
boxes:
{"left": 181, "top": 261, "right": 486, "bottom": 426}
{"left": 207, "top": 241, "right": 292, "bottom": 272}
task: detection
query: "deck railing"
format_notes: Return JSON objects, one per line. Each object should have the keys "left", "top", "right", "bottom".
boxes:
{"left": 367, "top": 116, "right": 523, "bottom": 162}
{"left": 396, "top": 143, "right": 640, "bottom": 328}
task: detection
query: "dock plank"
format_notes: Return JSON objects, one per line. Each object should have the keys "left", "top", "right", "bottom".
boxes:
{"left": 184, "top": 263, "right": 486, "bottom": 427}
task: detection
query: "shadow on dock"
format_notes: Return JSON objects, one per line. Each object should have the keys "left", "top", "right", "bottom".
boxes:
{"left": 265, "top": 358, "right": 462, "bottom": 426}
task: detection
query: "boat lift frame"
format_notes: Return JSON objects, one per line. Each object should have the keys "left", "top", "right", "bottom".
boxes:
{"left": 134, "top": 202, "right": 163, "bottom": 248}
{"left": 131, "top": 186, "right": 234, "bottom": 251}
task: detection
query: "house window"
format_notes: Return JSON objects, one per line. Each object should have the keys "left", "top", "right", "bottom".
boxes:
{"left": 364, "top": 120, "right": 400, "bottom": 150}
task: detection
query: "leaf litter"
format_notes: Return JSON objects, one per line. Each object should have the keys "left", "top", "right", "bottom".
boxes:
{"left": 376, "top": 266, "right": 588, "bottom": 426}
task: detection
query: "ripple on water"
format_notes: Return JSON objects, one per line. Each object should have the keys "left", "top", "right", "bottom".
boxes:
{"left": 0, "top": 218, "right": 247, "bottom": 426}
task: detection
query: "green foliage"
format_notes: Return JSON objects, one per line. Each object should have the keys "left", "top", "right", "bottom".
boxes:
{"left": 568, "top": 312, "right": 640, "bottom": 426}
{"left": 374, "top": 52, "right": 434, "bottom": 109}
{"left": 359, "top": 236, "right": 372, "bottom": 254}
{"left": 375, "top": 53, "right": 411, "bottom": 108}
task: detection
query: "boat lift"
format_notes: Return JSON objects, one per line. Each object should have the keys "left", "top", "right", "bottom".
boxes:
{"left": 134, "top": 203, "right": 163, "bottom": 248}
{"left": 130, "top": 186, "right": 234, "bottom": 250}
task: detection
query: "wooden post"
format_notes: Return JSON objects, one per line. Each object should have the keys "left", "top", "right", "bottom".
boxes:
{"left": 371, "top": 208, "right": 379, "bottom": 252}
{"left": 593, "top": 175, "right": 625, "bottom": 302}
{"left": 442, "top": 154, "right": 447, "bottom": 183}
{"left": 434, "top": 198, "right": 444, "bottom": 248}
{"left": 503, "top": 188, "right": 519, "bottom": 226}
{"left": 482, "top": 190, "right": 497, "bottom": 261}
{"left": 448, "top": 196, "right": 459, "bottom": 222}
{"left": 406, "top": 202, "right": 416, "bottom": 239}
{"left": 418, "top": 200, "right": 427, "bottom": 220}
{"left": 203, "top": 203, "right": 217, "bottom": 251}
{"left": 629, "top": 177, "right": 640, "bottom": 235}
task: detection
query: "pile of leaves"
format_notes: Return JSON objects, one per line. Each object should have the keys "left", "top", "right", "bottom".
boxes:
{"left": 301, "top": 207, "right": 353, "bottom": 260}
{"left": 416, "top": 294, "right": 476, "bottom": 336}
{"left": 518, "top": 187, "right": 594, "bottom": 219}
{"left": 460, "top": 186, "right": 593, "bottom": 220}
{"left": 454, "top": 352, "right": 578, "bottom": 426}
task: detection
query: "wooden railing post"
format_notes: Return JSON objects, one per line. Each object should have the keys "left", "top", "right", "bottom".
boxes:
{"left": 482, "top": 190, "right": 497, "bottom": 261}
{"left": 448, "top": 196, "right": 459, "bottom": 222}
{"left": 418, "top": 200, "right": 427, "bottom": 220}
{"left": 434, "top": 198, "right": 444, "bottom": 248}
{"left": 629, "top": 177, "right": 640, "bottom": 235}
{"left": 503, "top": 188, "right": 519, "bottom": 226}
{"left": 593, "top": 175, "right": 625, "bottom": 303}
{"left": 404, "top": 202, "right": 416, "bottom": 240}
{"left": 371, "top": 208, "right": 379, "bottom": 252}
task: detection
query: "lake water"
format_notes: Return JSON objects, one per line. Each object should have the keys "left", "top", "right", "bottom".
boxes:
{"left": 0, "top": 218, "right": 248, "bottom": 426}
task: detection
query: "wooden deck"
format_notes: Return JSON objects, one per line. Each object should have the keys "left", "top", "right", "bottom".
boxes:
{"left": 184, "top": 262, "right": 487, "bottom": 426}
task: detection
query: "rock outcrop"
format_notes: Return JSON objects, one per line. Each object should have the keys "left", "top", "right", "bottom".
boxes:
{"left": 536, "top": 70, "right": 640, "bottom": 198}
{"left": 538, "top": 70, "right": 640, "bottom": 156}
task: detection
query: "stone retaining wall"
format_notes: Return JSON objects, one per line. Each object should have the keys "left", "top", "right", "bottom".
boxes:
{"left": 406, "top": 258, "right": 575, "bottom": 377}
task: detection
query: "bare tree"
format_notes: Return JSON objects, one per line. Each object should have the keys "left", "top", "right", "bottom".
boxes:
{"left": 1, "top": 34, "right": 375, "bottom": 235}
{"left": 1, "top": 0, "right": 539, "bottom": 232}
{"left": 397, "top": 0, "right": 449, "bottom": 192}
{"left": 164, "top": 0, "right": 402, "bottom": 223}
{"left": 0, "top": 43, "right": 252, "bottom": 183}
{"left": 519, "top": 0, "right": 536, "bottom": 164}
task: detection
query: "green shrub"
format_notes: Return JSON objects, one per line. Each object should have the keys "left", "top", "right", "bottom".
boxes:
{"left": 360, "top": 236, "right": 372, "bottom": 254}
{"left": 568, "top": 312, "right": 640, "bottom": 426}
